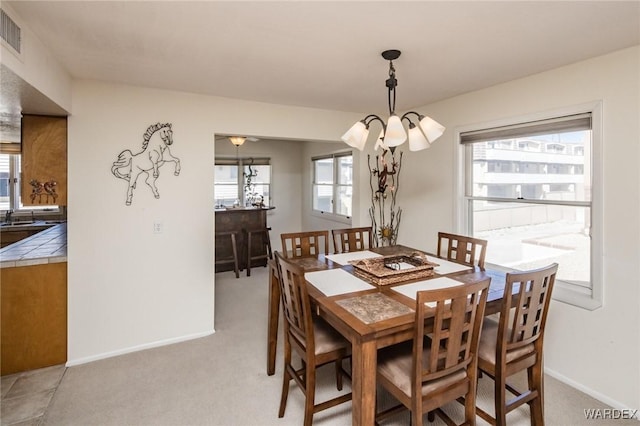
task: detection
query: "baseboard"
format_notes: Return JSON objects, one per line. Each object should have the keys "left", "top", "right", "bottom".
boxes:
{"left": 65, "top": 329, "right": 215, "bottom": 367}
{"left": 545, "top": 367, "right": 639, "bottom": 420}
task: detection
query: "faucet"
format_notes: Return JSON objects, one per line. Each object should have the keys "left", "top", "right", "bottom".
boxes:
{"left": 5, "top": 209, "right": 13, "bottom": 224}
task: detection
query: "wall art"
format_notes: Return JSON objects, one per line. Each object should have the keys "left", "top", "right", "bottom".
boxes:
{"left": 111, "top": 122, "right": 181, "bottom": 206}
{"left": 369, "top": 148, "right": 403, "bottom": 247}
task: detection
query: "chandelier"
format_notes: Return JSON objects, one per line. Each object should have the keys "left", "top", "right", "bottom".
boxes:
{"left": 341, "top": 50, "right": 445, "bottom": 152}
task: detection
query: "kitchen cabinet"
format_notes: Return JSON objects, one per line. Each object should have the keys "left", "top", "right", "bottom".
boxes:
{"left": 1, "top": 262, "right": 67, "bottom": 375}
{"left": 21, "top": 114, "right": 67, "bottom": 206}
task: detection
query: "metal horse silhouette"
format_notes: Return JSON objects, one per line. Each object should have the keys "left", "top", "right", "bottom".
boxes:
{"left": 111, "top": 122, "right": 181, "bottom": 206}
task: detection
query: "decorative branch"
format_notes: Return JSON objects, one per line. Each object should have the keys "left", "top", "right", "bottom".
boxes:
{"left": 368, "top": 149, "right": 403, "bottom": 247}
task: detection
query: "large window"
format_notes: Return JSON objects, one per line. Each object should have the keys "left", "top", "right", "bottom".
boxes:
{"left": 458, "top": 106, "right": 602, "bottom": 309}
{"left": 214, "top": 158, "right": 271, "bottom": 207}
{"left": 312, "top": 153, "right": 353, "bottom": 218}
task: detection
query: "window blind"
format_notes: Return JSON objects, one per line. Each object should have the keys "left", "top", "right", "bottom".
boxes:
{"left": 460, "top": 113, "right": 592, "bottom": 144}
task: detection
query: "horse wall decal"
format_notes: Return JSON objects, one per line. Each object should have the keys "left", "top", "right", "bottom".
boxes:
{"left": 111, "top": 122, "right": 181, "bottom": 206}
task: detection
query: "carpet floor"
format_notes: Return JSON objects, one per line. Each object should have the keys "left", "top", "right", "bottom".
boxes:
{"left": 31, "top": 267, "right": 634, "bottom": 425}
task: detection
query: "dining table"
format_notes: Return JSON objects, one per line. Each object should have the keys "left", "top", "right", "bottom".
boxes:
{"left": 266, "top": 244, "right": 509, "bottom": 426}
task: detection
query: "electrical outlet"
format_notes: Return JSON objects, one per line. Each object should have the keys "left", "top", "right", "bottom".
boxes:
{"left": 153, "top": 221, "right": 163, "bottom": 234}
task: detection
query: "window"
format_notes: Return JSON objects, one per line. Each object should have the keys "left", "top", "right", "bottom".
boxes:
{"left": 312, "top": 153, "right": 352, "bottom": 218}
{"left": 457, "top": 105, "right": 602, "bottom": 309}
{"left": 0, "top": 145, "right": 59, "bottom": 212}
{"left": 214, "top": 158, "right": 271, "bottom": 207}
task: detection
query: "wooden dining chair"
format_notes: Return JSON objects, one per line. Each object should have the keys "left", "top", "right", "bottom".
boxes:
{"left": 280, "top": 230, "right": 329, "bottom": 258}
{"left": 331, "top": 226, "right": 373, "bottom": 253}
{"left": 476, "top": 263, "right": 558, "bottom": 426}
{"left": 274, "top": 251, "right": 352, "bottom": 426}
{"left": 376, "top": 278, "right": 491, "bottom": 426}
{"left": 437, "top": 232, "right": 488, "bottom": 270}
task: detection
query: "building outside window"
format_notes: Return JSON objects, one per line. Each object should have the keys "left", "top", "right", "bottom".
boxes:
{"left": 312, "top": 152, "right": 352, "bottom": 218}
{"left": 458, "top": 107, "right": 601, "bottom": 309}
{"left": 214, "top": 158, "right": 271, "bottom": 208}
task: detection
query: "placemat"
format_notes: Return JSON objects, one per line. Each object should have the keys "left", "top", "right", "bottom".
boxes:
{"left": 336, "top": 293, "right": 413, "bottom": 324}
{"left": 325, "top": 250, "right": 382, "bottom": 266}
{"left": 425, "top": 256, "right": 474, "bottom": 274}
{"left": 305, "top": 268, "right": 374, "bottom": 297}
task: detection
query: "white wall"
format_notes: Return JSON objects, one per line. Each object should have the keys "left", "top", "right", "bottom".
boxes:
{"left": 68, "top": 80, "right": 362, "bottom": 364}
{"left": 393, "top": 46, "right": 640, "bottom": 411}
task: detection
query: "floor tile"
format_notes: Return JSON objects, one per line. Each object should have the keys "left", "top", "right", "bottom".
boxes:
{"left": 1, "top": 373, "right": 19, "bottom": 399}
{"left": 0, "top": 389, "right": 53, "bottom": 425}
{"left": 7, "top": 416, "right": 43, "bottom": 426}
{"left": 4, "top": 366, "right": 65, "bottom": 400}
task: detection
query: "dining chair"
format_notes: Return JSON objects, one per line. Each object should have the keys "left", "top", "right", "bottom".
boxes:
{"left": 476, "top": 263, "right": 558, "bottom": 426}
{"left": 331, "top": 226, "right": 373, "bottom": 253}
{"left": 280, "top": 230, "right": 329, "bottom": 258}
{"left": 376, "top": 278, "right": 491, "bottom": 426}
{"left": 437, "top": 231, "right": 488, "bottom": 270}
{"left": 273, "top": 251, "right": 352, "bottom": 426}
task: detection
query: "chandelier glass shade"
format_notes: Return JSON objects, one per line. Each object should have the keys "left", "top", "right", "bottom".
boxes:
{"left": 341, "top": 50, "right": 445, "bottom": 152}
{"left": 229, "top": 136, "right": 246, "bottom": 147}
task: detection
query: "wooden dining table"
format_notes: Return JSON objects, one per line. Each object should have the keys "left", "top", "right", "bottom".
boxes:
{"left": 266, "top": 245, "right": 509, "bottom": 426}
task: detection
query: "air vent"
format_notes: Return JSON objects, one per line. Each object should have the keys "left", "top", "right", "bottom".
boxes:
{"left": 0, "top": 8, "right": 21, "bottom": 54}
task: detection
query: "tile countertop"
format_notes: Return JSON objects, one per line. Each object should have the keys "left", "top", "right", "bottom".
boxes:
{"left": 0, "top": 224, "right": 67, "bottom": 268}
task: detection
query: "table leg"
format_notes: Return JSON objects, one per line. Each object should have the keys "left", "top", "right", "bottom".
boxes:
{"left": 351, "top": 339, "right": 377, "bottom": 426}
{"left": 267, "top": 261, "right": 280, "bottom": 376}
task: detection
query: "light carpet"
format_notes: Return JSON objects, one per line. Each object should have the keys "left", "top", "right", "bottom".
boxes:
{"left": 42, "top": 267, "right": 634, "bottom": 425}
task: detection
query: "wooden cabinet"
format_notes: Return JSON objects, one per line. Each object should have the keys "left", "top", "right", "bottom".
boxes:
{"left": 1, "top": 262, "right": 67, "bottom": 375}
{"left": 21, "top": 115, "right": 68, "bottom": 206}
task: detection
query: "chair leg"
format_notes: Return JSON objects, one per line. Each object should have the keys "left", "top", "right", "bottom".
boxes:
{"left": 230, "top": 233, "right": 239, "bottom": 279}
{"left": 495, "top": 372, "right": 508, "bottom": 426}
{"left": 464, "top": 380, "right": 478, "bottom": 426}
{"left": 411, "top": 408, "right": 423, "bottom": 426}
{"left": 304, "top": 363, "right": 316, "bottom": 426}
{"left": 279, "top": 346, "right": 292, "bottom": 418}
{"left": 246, "top": 232, "right": 252, "bottom": 277}
{"left": 528, "top": 362, "right": 545, "bottom": 426}
{"left": 335, "top": 359, "right": 343, "bottom": 391}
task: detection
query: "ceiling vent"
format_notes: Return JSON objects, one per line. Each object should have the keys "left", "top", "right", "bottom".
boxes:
{"left": 0, "top": 8, "right": 21, "bottom": 54}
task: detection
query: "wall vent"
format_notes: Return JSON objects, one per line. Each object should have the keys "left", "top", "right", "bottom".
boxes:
{"left": 0, "top": 8, "right": 21, "bottom": 54}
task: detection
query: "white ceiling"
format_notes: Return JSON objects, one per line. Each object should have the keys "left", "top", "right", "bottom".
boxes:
{"left": 2, "top": 1, "right": 639, "bottom": 141}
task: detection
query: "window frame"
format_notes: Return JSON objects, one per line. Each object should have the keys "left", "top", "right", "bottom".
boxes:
{"left": 311, "top": 151, "right": 353, "bottom": 220}
{"left": 454, "top": 101, "right": 603, "bottom": 310}
{"left": 214, "top": 157, "right": 271, "bottom": 208}
{"left": 0, "top": 146, "right": 62, "bottom": 216}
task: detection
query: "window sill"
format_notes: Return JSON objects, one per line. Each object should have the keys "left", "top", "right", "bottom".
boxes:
{"left": 486, "top": 262, "right": 602, "bottom": 311}
{"left": 310, "top": 210, "right": 352, "bottom": 225}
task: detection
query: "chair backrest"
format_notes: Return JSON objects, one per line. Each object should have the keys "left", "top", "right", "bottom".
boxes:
{"left": 437, "top": 232, "right": 488, "bottom": 269}
{"left": 414, "top": 279, "right": 490, "bottom": 386}
{"left": 499, "top": 263, "right": 558, "bottom": 354}
{"left": 274, "top": 251, "right": 314, "bottom": 353}
{"left": 331, "top": 227, "right": 373, "bottom": 253}
{"left": 280, "top": 230, "right": 329, "bottom": 258}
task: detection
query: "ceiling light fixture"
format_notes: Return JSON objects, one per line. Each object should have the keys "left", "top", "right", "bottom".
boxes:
{"left": 229, "top": 136, "right": 246, "bottom": 147}
{"left": 341, "top": 50, "right": 445, "bottom": 152}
